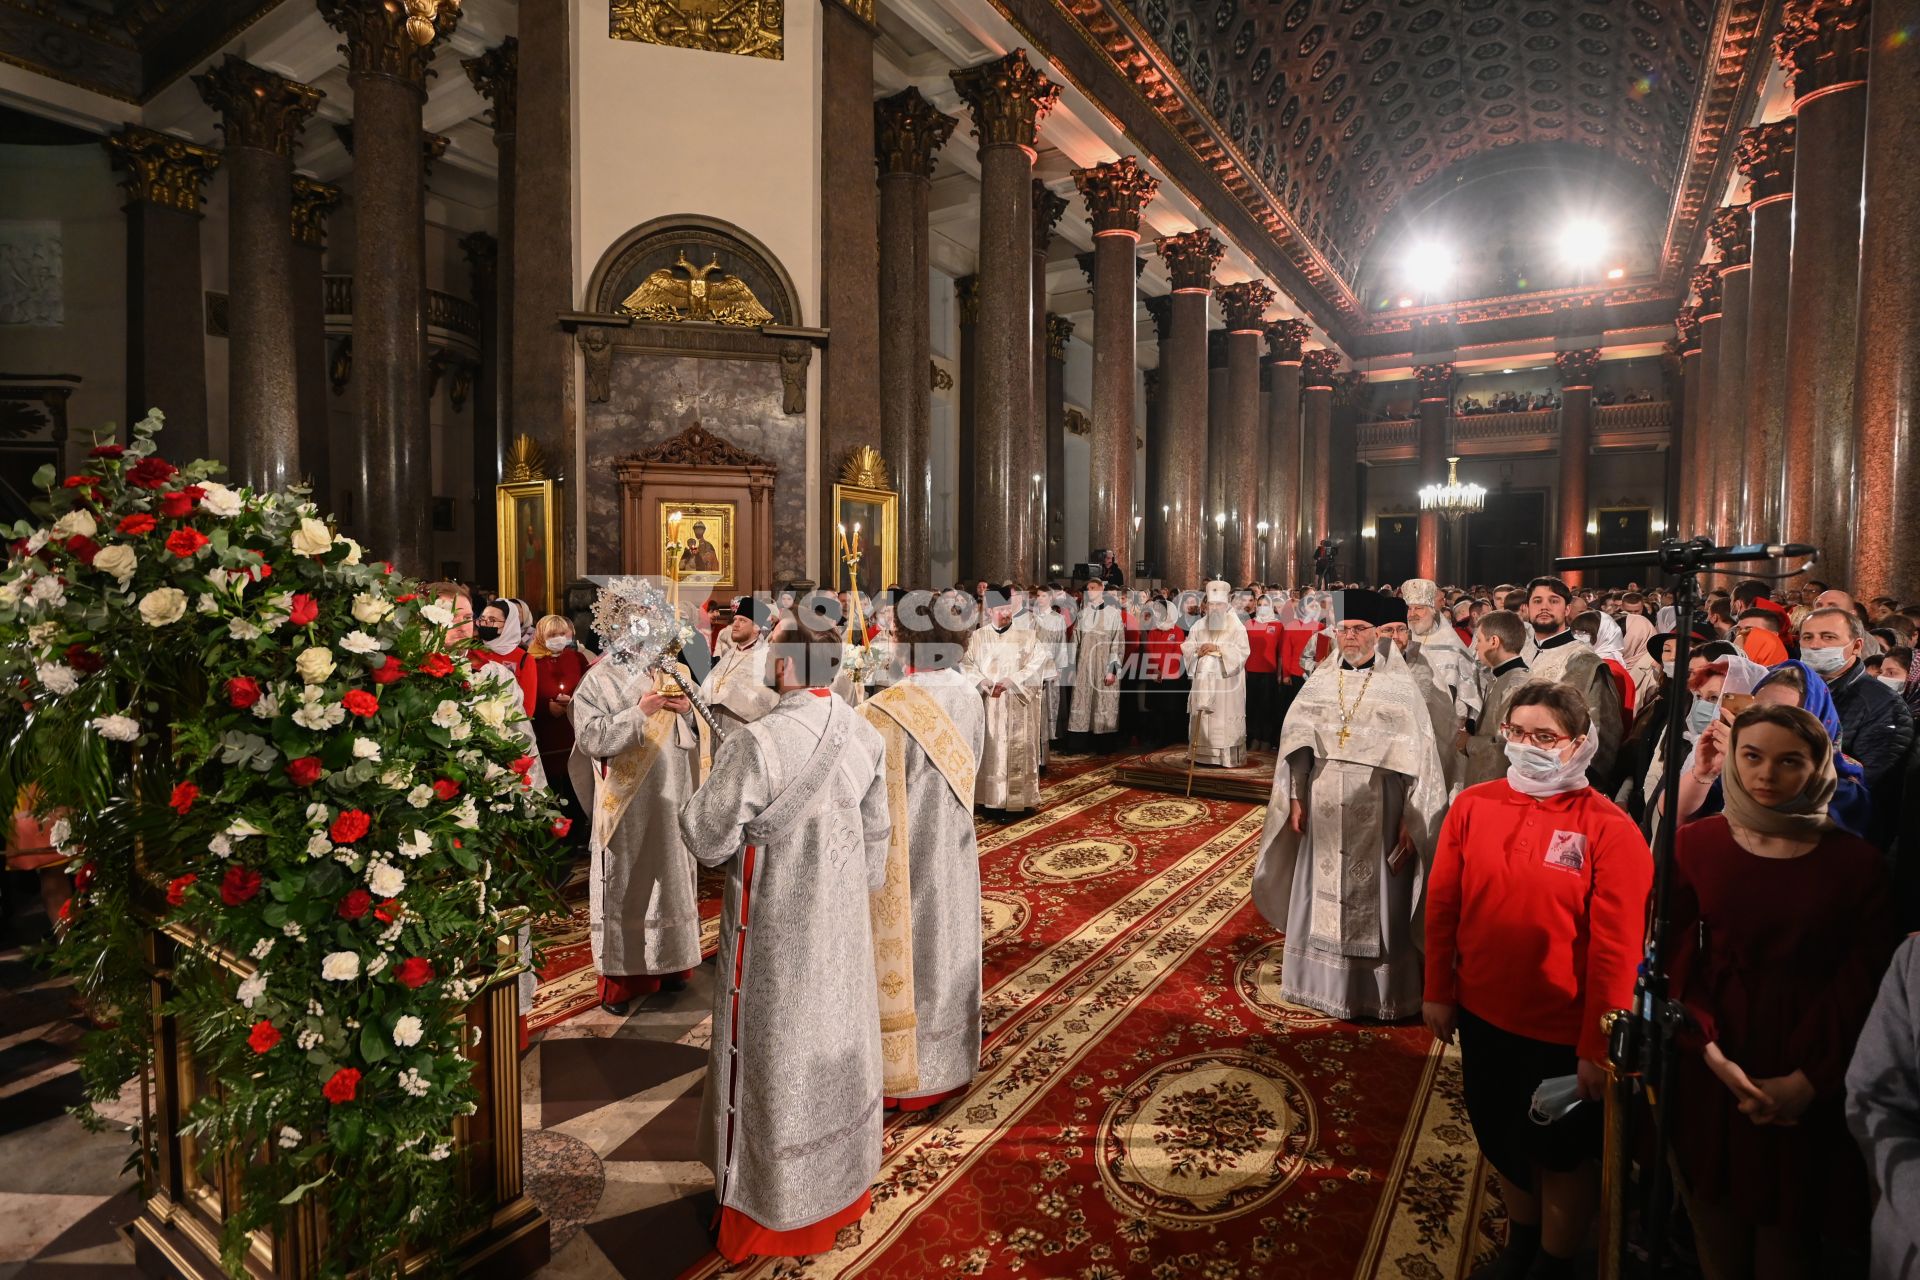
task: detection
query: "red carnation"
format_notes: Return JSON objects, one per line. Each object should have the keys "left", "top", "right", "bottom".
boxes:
{"left": 371, "top": 656, "right": 406, "bottom": 685}
{"left": 65, "top": 534, "right": 101, "bottom": 565}
{"left": 116, "top": 513, "right": 157, "bottom": 536}
{"left": 62, "top": 475, "right": 93, "bottom": 490}
{"left": 226, "top": 676, "right": 261, "bottom": 708}
{"left": 550, "top": 817, "right": 573, "bottom": 838}
{"left": 417, "top": 653, "right": 452, "bottom": 678}
{"left": 394, "top": 592, "right": 418, "bottom": 603}
{"left": 126, "top": 457, "right": 178, "bottom": 490}
{"left": 329, "top": 809, "right": 371, "bottom": 844}
{"left": 65, "top": 644, "right": 104, "bottom": 674}
{"left": 165, "top": 528, "right": 209, "bottom": 558}
{"left": 341, "top": 689, "right": 379, "bottom": 718}
{"left": 509, "top": 756, "right": 535, "bottom": 777}
{"left": 286, "top": 756, "right": 324, "bottom": 787}
{"left": 88, "top": 444, "right": 126, "bottom": 459}
{"left": 158, "top": 486, "right": 205, "bottom": 518}
{"left": 247, "top": 1020, "right": 280, "bottom": 1054}
{"left": 169, "top": 781, "right": 199, "bottom": 815}
{"left": 338, "top": 888, "right": 372, "bottom": 920}
{"left": 394, "top": 957, "right": 434, "bottom": 989}
{"left": 166, "top": 873, "right": 197, "bottom": 907}
{"left": 322, "top": 1066, "right": 361, "bottom": 1104}
{"left": 289, "top": 593, "right": 319, "bottom": 626}
{"left": 220, "top": 864, "right": 262, "bottom": 906}
{"left": 250, "top": 561, "right": 273, "bottom": 581}
{"left": 373, "top": 898, "right": 403, "bottom": 924}
{"left": 431, "top": 778, "right": 460, "bottom": 802}
{"left": 73, "top": 861, "right": 96, "bottom": 893}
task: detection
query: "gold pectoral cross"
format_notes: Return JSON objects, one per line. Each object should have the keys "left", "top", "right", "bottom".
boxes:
{"left": 1338, "top": 725, "right": 1352, "bottom": 749}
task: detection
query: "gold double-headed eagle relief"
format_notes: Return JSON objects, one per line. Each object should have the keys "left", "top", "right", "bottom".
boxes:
{"left": 609, "top": 0, "right": 783, "bottom": 60}
{"left": 618, "top": 251, "right": 775, "bottom": 327}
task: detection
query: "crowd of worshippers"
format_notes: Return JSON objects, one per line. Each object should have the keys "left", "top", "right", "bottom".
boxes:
{"left": 449, "top": 569, "right": 1920, "bottom": 1274}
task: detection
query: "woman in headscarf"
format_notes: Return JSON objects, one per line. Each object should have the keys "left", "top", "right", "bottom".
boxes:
{"left": 470, "top": 595, "right": 528, "bottom": 674}
{"left": 1665, "top": 704, "right": 1897, "bottom": 1280}
{"left": 1619, "top": 611, "right": 1659, "bottom": 711}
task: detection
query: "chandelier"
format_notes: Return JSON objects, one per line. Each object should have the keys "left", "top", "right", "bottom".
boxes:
{"left": 1419, "top": 456, "right": 1485, "bottom": 522}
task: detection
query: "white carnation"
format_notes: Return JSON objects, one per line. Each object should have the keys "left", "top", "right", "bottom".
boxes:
{"left": 351, "top": 736, "right": 382, "bottom": 760}
{"left": 35, "top": 663, "right": 78, "bottom": 695}
{"left": 137, "top": 587, "right": 186, "bottom": 627}
{"left": 89, "top": 714, "right": 141, "bottom": 742}
{"left": 419, "top": 603, "right": 455, "bottom": 628}
{"left": 320, "top": 951, "right": 361, "bottom": 982}
{"left": 340, "top": 629, "right": 384, "bottom": 655}
{"left": 91, "top": 543, "right": 138, "bottom": 585}
{"left": 398, "top": 828, "right": 431, "bottom": 860}
{"left": 294, "top": 646, "right": 336, "bottom": 683}
{"left": 227, "top": 618, "right": 262, "bottom": 641}
{"left": 236, "top": 972, "right": 268, "bottom": 1008}
{"left": 290, "top": 517, "right": 333, "bottom": 558}
{"left": 351, "top": 592, "right": 393, "bottom": 624}
{"left": 366, "top": 860, "right": 406, "bottom": 898}
{"left": 197, "top": 481, "right": 243, "bottom": 517}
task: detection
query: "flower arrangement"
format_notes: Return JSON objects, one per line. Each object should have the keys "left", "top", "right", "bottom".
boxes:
{"left": 0, "top": 411, "right": 567, "bottom": 1276}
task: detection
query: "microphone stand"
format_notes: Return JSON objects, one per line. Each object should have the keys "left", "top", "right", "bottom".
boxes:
{"left": 1552, "top": 536, "right": 1817, "bottom": 1280}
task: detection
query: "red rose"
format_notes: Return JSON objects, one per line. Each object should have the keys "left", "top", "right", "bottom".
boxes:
{"left": 381, "top": 562, "right": 395, "bottom": 576}
{"left": 73, "top": 861, "right": 96, "bottom": 893}
{"left": 509, "top": 756, "right": 535, "bottom": 777}
{"left": 341, "top": 689, "right": 379, "bottom": 718}
{"left": 226, "top": 676, "right": 262, "bottom": 709}
{"left": 247, "top": 1020, "right": 280, "bottom": 1054}
{"left": 394, "top": 957, "right": 434, "bottom": 989}
{"left": 126, "top": 457, "right": 178, "bottom": 490}
{"left": 431, "top": 778, "right": 460, "bottom": 801}
{"left": 116, "top": 513, "right": 157, "bottom": 536}
{"left": 394, "top": 592, "right": 418, "bottom": 603}
{"left": 330, "top": 809, "right": 371, "bottom": 844}
{"left": 158, "top": 486, "right": 205, "bottom": 518}
{"left": 165, "top": 528, "right": 209, "bottom": 558}
{"left": 62, "top": 475, "right": 93, "bottom": 489}
{"left": 286, "top": 756, "right": 323, "bottom": 787}
{"left": 289, "top": 593, "right": 319, "bottom": 626}
{"left": 220, "top": 864, "right": 262, "bottom": 906}
{"left": 416, "top": 653, "right": 453, "bottom": 678}
{"left": 166, "top": 873, "right": 197, "bottom": 907}
{"left": 550, "top": 817, "right": 573, "bottom": 838}
{"left": 88, "top": 444, "right": 126, "bottom": 459}
{"left": 373, "top": 898, "right": 403, "bottom": 924}
{"left": 65, "top": 534, "right": 101, "bottom": 565}
{"left": 338, "top": 888, "right": 372, "bottom": 920}
{"left": 371, "top": 656, "right": 406, "bottom": 685}
{"left": 65, "top": 644, "right": 103, "bottom": 674}
{"left": 322, "top": 1067, "right": 361, "bottom": 1105}
{"left": 250, "top": 561, "right": 273, "bottom": 581}
{"left": 169, "top": 781, "right": 199, "bottom": 815}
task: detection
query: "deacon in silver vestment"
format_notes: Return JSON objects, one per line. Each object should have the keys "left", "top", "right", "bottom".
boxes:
{"left": 965, "top": 586, "right": 1050, "bottom": 813}
{"left": 1067, "top": 578, "right": 1127, "bottom": 744}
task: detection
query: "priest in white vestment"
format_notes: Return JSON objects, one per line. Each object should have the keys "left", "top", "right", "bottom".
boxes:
{"left": 570, "top": 642, "right": 703, "bottom": 1015}
{"left": 1067, "top": 578, "right": 1127, "bottom": 747}
{"left": 1252, "top": 590, "right": 1449, "bottom": 1021}
{"left": 700, "top": 596, "right": 779, "bottom": 730}
{"left": 1182, "top": 580, "right": 1251, "bottom": 767}
{"left": 965, "top": 587, "right": 1050, "bottom": 814}
{"left": 678, "top": 616, "right": 892, "bottom": 1262}
{"left": 858, "top": 599, "right": 986, "bottom": 1112}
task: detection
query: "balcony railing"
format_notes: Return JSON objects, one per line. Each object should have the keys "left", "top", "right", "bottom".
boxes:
{"left": 323, "top": 274, "right": 481, "bottom": 355}
{"left": 1354, "top": 401, "right": 1672, "bottom": 461}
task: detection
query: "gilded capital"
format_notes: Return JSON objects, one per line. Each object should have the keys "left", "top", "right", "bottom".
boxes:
{"left": 1707, "top": 203, "right": 1751, "bottom": 267}
{"left": 1071, "top": 156, "right": 1159, "bottom": 236}
{"left": 1691, "top": 264, "right": 1723, "bottom": 314}
{"left": 1033, "top": 181, "right": 1069, "bottom": 253}
{"left": 949, "top": 51, "right": 1060, "bottom": 153}
{"left": 290, "top": 175, "right": 342, "bottom": 247}
{"left": 1302, "top": 348, "right": 1341, "bottom": 389}
{"left": 1413, "top": 361, "right": 1455, "bottom": 400}
{"left": 874, "top": 87, "right": 956, "bottom": 178}
{"left": 193, "top": 56, "right": 323, "bottom": 156}
{"left": 462, "top": 38, "right": 518, "bottom": 136}
{"left": 1217, "top": 280, "right": 1275, "bottom": 332}
{"left": 1155, "top": 228, "right": 1224, "bottom": 292}
{"left": 1045, "top": 313, "right": 1074, "bottom": 361}
{"left": 423, "top": 131, "right": 451, "bottom": 175}
{"left": 1774, "top": 0, "right": 1870, "bottom": 100}
{"left": 1555, "top": 348, "right": 1603, "bottom": 387}
{"left": 103, "top": 125, "right": 220, "bottom": 213}
{"left": 1332, "top": 371, "right": 1365, "bottom": 410}
{"left": 1735, "top": 119, "right": 1796, "bottom": 201}
{"left": 1143, "top": 293, "right": 1173, "bottom": 343}
{"left": 1263, "top": 317, "right": 1310, "bottom": 363}
{"left": 1675, "top": 306, "right": 1701, "bottom": 355}
{"left": 318, "top": 0, "right": 457, "bottom": 88}
{"left": 955, "top": 274, "right": 980, "bottom": 325}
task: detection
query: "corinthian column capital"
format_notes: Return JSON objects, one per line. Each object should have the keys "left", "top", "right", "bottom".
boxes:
{"left": 1735, "top": 119, "right": 1796, "bottom": 201}
{"left": 1707, "top": 203, "right": 1752, "bottom": 267}
{"left": 319, "top": 0, "right": 459, "bottom": 88}
{"left": 1555, "top": 348, "right": 1603, "bottom": 388}
{"left": 291, "top": 175, "right": 343, "bottom": 247}
{"left": 874, "top": 87, "right": 957, "bottom": 178}
{"left": 1263, "top": 318, "right": 1310, "bottom": 362}
{"left": 1773, "top": 0, "right": 1870, "bottom": 101}
{"left": 1302, "top": 349, "right": 1341, "bottom": 389}
{"left": 1071, "top": 156, "right": 1159, "bottom": 236}
{"left": 1155, "top": 229, "right": 1224, "bottom": 293}
{"left": 103, "top": 126, "right": 221, "bottom": 212}
{"left": 1217, "top": 280, "right": 1275, "bottom": 332}
{"left": 193, "top": 56, "right": 323, "bottom": 155}
{"left": 949, "top": 51, "right": 1060, "bottom": 154}
{"left": 1033, "top": 181, "right": 1069, "bottom": 252}
{"left": 462, "top": 38, "right": 518, "bottom": 135}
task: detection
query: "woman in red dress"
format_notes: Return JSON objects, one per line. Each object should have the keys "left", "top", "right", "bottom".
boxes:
{"left": 517, "top": 614, "right": 591, "bottom": 850}
{"left": 1666, "top": 704, "right": 1897, "bottom": 1279}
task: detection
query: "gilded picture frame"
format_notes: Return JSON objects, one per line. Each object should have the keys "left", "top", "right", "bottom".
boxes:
{"left": 496, "top": 479, "right": 560, "bottom": 616}
{"left": 660, "top": 501, "right": 736, "bottom": 586}
{"left": 831, "top": 483, "right": 898, "bottom": 597}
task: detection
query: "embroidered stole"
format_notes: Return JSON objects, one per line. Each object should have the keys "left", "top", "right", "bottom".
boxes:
{"left": 589, "top": 664, "right": 690, "bottom": 855}
{"left": 858, "top": 682, "right": 978, "bottom": 1094}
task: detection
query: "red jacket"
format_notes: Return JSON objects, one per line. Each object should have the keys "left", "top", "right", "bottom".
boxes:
{"left": 1244, "top": 619, "right": 1281, "bottom": 674}
{"left": 1278, "top": 625, "right": 1332, "bottom": 679}
{"left": 1424, "top": 779, "right": 1652, "bottom": 1061}
{"left": 1141, "top": 625, "right": 1186, "bottom": 681}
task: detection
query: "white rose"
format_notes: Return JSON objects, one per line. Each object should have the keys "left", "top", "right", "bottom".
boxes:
{"left": 335, "top": 536, "right": 363, "bottom": 565}
{"left": 48, "top": 817, "right": 72, "bottom": 849}
{"left": 36, "top": 663, "right": 78, "bottom": 695}
{"left": 89, "top": 714, "right": 141, "bottom": 742}
{"left": 294, "top": 646, "right": 336, "bottom": 683}
{"left": 430, "top": 700, "right": 463, "bottom": 729}
{"left": 92, "top": 543, "right": 138, "bottom": 585}
{"left": 352, "top": 593, "right": 393, "bottom": 625}
{"left": 52, "top": 509, "right": 97, "bottom": 539}
{"left": 366, "top": 860, "right": 406, "bottom": 898}
{"left": 320, "top": 951, "right": 361, "bottom": 982}
{"left": 474, "top": 697, "right": 509, "bottom": 730}
{"left": 28, "top": 577, "right": 67, "bottom": 609}
{"left": 290, "top": 518, "right": 333, "bottom": 558}
{"left": 137, "top": 587, "right": 187, "bottom": 627}
{"left": 352, "top": 736, "right": 382, "bottom": 761}
{"left": 198, "top": 481, "right": 243, "bottom": 517}
{"left": 340, "top": 630, "right": 385, "bottom": 655}
{"left": 392, "top": 1015, "right": 424, "bottom": 1049}
{"left": 25, "top": 529, "right": 48, "bottom": 553}
{"left": 419, "top": 603, "right": 455, "bottom": 628}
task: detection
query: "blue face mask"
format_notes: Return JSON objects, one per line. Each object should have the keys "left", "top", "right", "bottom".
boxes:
{"left": 1686, "top": 700, "right": 1718, "bottom": 737}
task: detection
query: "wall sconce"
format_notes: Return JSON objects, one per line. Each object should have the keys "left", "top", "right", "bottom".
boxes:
{"left": 1361, "top": 526, "right": 1377, "bottom": 539}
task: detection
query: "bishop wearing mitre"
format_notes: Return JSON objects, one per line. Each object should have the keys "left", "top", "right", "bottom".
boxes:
{"left": 1252, "top": 590, "right": 1449, "bottom": 1021}
{"left": 678, "top": 614, "right": 892, "bottom": 1263}
{"left": 859, "top": 590, "right": 987, "bottom": 1112}
{"left": 965, "top": 585, "right": 1050, "bottom": 815}
{"left": 1401, "top": 577, "right": 1483, "bottom": 732}
{"left": 1067, "top": 576, "right": 1127, "bottom": 751}
{"left": 1182, "top": 580, "right": 1252, "bottom": 767}
{"left": 700, "top": 596, "right": 779, "bottom": 729}
{"left": 569, "top": 584, "right": 704, "bottom": 1016}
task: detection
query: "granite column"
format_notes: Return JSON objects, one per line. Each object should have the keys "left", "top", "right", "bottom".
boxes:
{"left": 1707, "top": 206, "right": 1751, "bottom": 547}
{"left": 1032, "top": 184, "right": 1067, "bottom": 580}
{"left": 463, "top": 39, "right": 517, "bottom": 469}
{"left": 1556, "top": 349, "right": 1600, "bottom": 584}
{"left": 1673, "top": 311, "right": 1702, "bottom": 534}
{"left": 1218, "top": 280, "right": 1273, "bottom": 585}
{"left": 1301, "top": 350, "right": 1338, "bottom": 575}
{"left": 955, "top": 275, "right": 979, "bottom": 577}
{"left": 461, "top": 232, "right": 500, "bottom": 580}
{"left": 1264, "top": 319, "right": 1307, "bottom": 584}
{"left": 291, "top": 177, "right": 341, "bottom": 499}
{"left": 1736, "top": 121, "right": 1796, "bottom": 542}
{"left": 1044, "top": 315, "right": 1070, "bottom": 576}
{"left": 1412, "top": 362, "right": 1452, "bottom": 582}
{"left": 1691, "top": 266, "right": 1723, "bottom": 539}
{"left": 1143, "top": 296, "right": 1172, "bottom": 578}
{"left": 1205, "top": 331, "right": 1230, "bottom": 573}
{"left": 1154, "top": 231, "right": 1223, "bottom": 588}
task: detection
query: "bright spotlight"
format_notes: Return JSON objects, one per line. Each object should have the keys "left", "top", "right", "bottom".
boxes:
{"left": 1402, "top": 240, "right": 1455, "bottom": 295}
{"left": 1557, "top": 218, "right": 1608, "bottom": 269}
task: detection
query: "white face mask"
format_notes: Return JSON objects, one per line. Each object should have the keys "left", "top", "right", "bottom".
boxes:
{"left": 1802, "top": 643, "right": 1850, "bottom": 674}
{"left": 546, "top": 634, "right": 573, "bottom": 650}
{"left": 1879, "top": 674, "right": 1907, "bottom": 693}
{"left": 1661, "top": 660, "right": 1676, "bottom": 679}
{"left": 1504, "top": 740, "right": 1564, "bottom": 778}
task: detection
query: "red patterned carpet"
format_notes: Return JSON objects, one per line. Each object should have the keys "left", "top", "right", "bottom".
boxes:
{"left": 670, "top": 769, "right": 1499, "bottom": 1279}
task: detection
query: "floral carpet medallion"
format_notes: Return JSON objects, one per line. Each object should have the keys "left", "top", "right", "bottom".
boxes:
{"left": 979, "top": 891, "right": 1030, "bottom": 945}
{"left": 1020, "top": 837, "right": 1138, "bottom": 883}
{"left": 1098, "top": 1051, "right": 1315, "bottom": 1225}
{"left": 1113, "top": 797, "right": 1212, "bottom": 832}
{"left": 1232, "top": 939, "right": 1345, "bottom": 1031}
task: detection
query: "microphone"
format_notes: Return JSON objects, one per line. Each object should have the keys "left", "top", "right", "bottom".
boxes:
{"left": 1554, "top": 537, "right": 1820, "bottom": 573}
